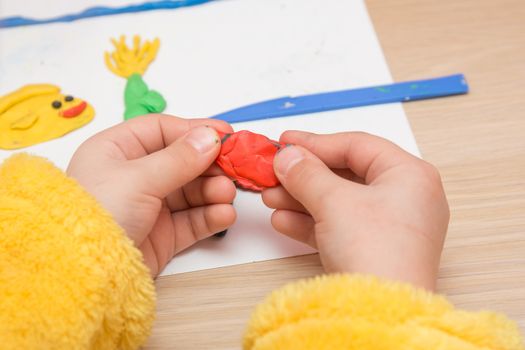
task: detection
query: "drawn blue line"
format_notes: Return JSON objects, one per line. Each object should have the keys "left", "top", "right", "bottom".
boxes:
{"left": 0, "top": 0, "right": 217, "bottom": 29}
{"left": 211, "top": 74, "right": 469, "bottom": 123}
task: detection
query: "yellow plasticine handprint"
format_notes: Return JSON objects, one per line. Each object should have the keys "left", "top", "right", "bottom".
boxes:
{"left": 104, "top": 35, "right": 166, "bottom": 120}
{"left": 104, "top": 35, "right": 160, "bottom": 78}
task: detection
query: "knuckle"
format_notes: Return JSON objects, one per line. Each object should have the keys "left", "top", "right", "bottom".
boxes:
{"left": 406, "top": 159, "right": 442, "bottom": 183}
{"left": 202, "top": 207, "right": 214, "bottom": 234}
{"left": 418, "top": 161, "right": 443, "bottom": 183}
{"left": 186, "top": 210, "right": 200, "bottom": 242}
{"left": 410, "top": 160, "right": 448, "bottom": 202}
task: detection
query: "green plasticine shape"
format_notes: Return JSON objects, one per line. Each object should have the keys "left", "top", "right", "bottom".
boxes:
{"left": 124, "top": 73, "right": 166, "bottom": 120}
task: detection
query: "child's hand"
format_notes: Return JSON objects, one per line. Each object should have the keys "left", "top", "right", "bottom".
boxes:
{"left": 263, "top": 131, "right": 449, "bottom": 290}
{"left": 67, "top": 115, "right": 236, "bottom": 276}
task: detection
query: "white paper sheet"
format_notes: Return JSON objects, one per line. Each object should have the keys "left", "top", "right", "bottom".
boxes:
{"left": 0, "top": 0, "right": 420, "bottom": 275}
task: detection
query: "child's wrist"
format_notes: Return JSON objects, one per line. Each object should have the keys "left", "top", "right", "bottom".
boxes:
{"left": 323, "top": 238, "right": 439, "bottom": 291}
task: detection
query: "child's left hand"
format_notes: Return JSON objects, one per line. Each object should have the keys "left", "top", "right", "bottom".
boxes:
{"left": 67, "top": 115, "right": 237, "bottom": 276}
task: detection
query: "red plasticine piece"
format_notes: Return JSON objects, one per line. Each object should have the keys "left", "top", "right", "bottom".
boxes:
{"left": 216, "top": 130, "right": 286, "bottom": 191}
{"left": 62, "top": 101, "right": 87, "bottom": 118}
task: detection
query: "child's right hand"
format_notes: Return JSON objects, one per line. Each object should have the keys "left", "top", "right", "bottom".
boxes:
{"left": 67, "top": 116, "right": 236, "bottom": 277}
{"left": 263, "top": 131, "right": 449, "bottom": 291}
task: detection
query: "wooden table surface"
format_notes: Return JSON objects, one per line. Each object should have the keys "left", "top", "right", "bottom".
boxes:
{"left": 145, "top": 1, "right": 525, "bottom": 348}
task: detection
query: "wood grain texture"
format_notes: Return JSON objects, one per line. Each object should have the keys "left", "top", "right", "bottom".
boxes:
{"left": 366, "top": 0, "right": 525, "bottom": 331}
{"left": 145, "top": 1, "right": 525, "bottom": 348}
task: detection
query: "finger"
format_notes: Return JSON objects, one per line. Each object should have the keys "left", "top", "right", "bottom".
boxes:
{"left": 132, "top": 126, "right": 221, "bottom": 198}
{"left": 167, "top": 175, "right": 236, "bottom": 211}
{"left": 280, "top": 131, "right": 417, "bottom": 184}
{"left": 90, "top": 115, "right": 233, "bottom": 160}
{"left": 274, "top": 145, "right": 349, "bottom": 218}
{"left": 139, "top": 237, "right": 159, "bottom": 277}
{"left": 202, "top": 163, "right": 227, "bottom": 177}
{"left": 142, "top": 205, "right": 176, "bottom": 275}
{"left": 172, "top": 204, "right": 236, "bottom": 254}
{"left": 262, "top": 186, "right": 308, "bottom": 214}
{"left": 271, "top": 210, "right": 316, "bottom": 248}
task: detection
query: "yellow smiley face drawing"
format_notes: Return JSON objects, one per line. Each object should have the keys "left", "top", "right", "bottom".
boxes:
{"left": 0, "top": 84, "right": 95, "bottom": 150}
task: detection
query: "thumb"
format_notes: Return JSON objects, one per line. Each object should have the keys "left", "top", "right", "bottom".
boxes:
{"left": 274, "top": 145, "right": 346, "bottom": 218}
{"left": 133, "top": 126, "right": 220, "bottom": 197}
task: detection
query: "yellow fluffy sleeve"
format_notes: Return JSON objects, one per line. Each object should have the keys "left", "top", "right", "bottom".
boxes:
{"left": 244, "top": 274, "right": 524, "bottom": 350}
{"left": 0, "top": 154, "right": 155, "bottom": 350}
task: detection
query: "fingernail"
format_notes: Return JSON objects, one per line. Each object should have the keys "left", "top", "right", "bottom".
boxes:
{"left": 213, "top": 229, "right": 228, "bottom": 238}
{"left": 275, "top": 145, "right": 304, "bottom": 176}
{"left": 184, "top": 126, "right": 219, "bottom": 153}
{"left": 276, "top": 143, "right": 292, "bottom": 153}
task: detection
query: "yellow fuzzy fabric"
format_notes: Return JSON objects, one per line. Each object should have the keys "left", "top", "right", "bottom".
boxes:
{"left": 0, "top": 154, "right": 155, "bottom": 350}
{"left": 244, "top": 275, "right": 524, "bottom": 350}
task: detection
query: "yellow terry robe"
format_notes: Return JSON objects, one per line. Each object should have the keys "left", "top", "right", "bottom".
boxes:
{"left": 0, "top": 155, "right": 523, "bottom": 349}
